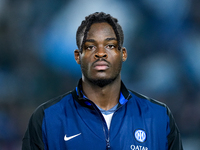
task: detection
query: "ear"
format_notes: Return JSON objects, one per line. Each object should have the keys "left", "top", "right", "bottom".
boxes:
{"left": 74, "top": 49, "right": 81, "bottom": 64}
{"left": 122, "top": 47, "right": 127, "bottom": 62}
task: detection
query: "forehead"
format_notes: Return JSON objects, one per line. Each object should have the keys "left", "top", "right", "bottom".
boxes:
{"left": 86, "top": 22, "right": 116, "bottom": 39}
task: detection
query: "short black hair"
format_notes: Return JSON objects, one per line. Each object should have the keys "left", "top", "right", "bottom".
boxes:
{"left": 76, "top": 12, "right": 124, "bottom": 52}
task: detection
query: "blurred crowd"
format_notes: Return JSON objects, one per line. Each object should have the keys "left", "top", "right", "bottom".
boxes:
{"left": 0, "top": 0, "right": 200, "bottom": 149}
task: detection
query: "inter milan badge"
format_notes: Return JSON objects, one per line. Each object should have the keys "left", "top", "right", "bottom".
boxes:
{"left": 134, "top": 129, "right": 147, "bottom": 143}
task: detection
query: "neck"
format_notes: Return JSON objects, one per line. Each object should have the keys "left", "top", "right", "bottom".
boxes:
{"left": 82, "top": 76, "right": 121, "bottom": 110}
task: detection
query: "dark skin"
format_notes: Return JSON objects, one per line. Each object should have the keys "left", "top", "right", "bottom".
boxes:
{"left": 74, "top": 22, "right": 127, "bottom": 110}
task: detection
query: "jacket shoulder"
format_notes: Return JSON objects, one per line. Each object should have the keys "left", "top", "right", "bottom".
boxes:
{"left": 128, "top": 89, "right": 167, "bottom": 108}
{"left": 22, "top": 91, "right": 72, "bottom": 150}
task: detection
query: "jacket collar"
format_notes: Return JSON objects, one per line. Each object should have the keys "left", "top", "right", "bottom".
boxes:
{"left": 71, "top": 78, "right": 132, "bottom": 109}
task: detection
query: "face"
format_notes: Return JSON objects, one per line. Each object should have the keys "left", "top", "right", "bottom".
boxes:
{"left": 74, "top": 22, "right": 127, "bottom": 87}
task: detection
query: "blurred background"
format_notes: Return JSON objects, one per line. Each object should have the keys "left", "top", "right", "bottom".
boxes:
{"left": 0, "top": 0, "right": 200, "bottom": 149}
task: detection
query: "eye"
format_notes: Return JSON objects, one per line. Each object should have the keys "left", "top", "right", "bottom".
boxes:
{"left": 85, "top": 45, "right": 97, "bottom": 51}
{"left": 105, "top": 44, "right": 116, "bottom": 50}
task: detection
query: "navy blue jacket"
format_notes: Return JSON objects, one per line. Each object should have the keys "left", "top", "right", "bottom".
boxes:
{"left": 22, "top": 79, "right": 183, "bottom": 150}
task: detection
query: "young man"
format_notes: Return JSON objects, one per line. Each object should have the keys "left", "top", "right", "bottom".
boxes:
{"left": 22, "top": 12, "right": 183, "bottom": 150}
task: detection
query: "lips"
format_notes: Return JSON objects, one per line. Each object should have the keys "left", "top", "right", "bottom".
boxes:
{"left": 93, "top": 61, "right": 109, "bottom": 70}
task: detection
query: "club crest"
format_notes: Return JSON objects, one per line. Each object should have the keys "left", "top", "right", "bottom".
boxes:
{"left": 134, "top": 129, "right": 147, "bottom": 143}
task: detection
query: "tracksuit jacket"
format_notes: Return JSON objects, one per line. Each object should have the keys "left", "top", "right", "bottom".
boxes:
{"left": 22, "top": 79, "right": 183, "bottom": 150}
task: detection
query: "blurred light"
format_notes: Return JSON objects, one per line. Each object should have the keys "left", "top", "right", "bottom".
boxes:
{"left": 142, "top": 0, "right": 190, "bottom": 21}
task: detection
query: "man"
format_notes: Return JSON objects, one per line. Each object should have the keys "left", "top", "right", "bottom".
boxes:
{"left": 22, "top": 12, "right": 183, "bottom": 150}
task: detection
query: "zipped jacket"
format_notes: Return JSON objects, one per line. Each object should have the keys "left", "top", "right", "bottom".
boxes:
{"left": 22, "top": 79, "right": 183, "bottom": 150}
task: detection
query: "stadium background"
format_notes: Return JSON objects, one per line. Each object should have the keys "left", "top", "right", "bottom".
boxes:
{"left": 0, "top": 0, "right": 200, "bottom": 149}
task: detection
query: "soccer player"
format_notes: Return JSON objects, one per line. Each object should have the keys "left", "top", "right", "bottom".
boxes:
{"left": 22, "top": 12, "right": 183, "bottom": 150}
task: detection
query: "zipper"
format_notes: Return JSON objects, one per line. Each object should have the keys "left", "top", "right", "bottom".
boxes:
{"left": 90, "top": 101, "right": 111, "bottom": 149}
{"left": 82, "top": 93, "right": 131, "bottom": 149}
{"left": 106, "top": 139, "right": 111, "bottom": 149}
{"left": 105, "top": 92, "right": 132, "bottom": 149}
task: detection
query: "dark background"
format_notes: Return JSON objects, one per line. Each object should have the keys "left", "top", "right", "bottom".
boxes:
{"left": 0, "top": 0, "right": 200, "bottom": 149}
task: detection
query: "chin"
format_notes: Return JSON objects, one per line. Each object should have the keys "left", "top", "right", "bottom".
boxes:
{"left": 88, "top": 75, "right": 118, "bottom": 88}
{"left": 91, "top": 79, "right": 113, "bottom": 87}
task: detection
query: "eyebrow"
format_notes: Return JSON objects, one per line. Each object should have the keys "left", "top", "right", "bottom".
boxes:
{"left": 84, "top": 39, "right": 95, "bottom": 43}
{"left": 84, "top": 38, "right": 117, "bottom": 43}
{"left": 105, "top": 38, "right": 117, "bottom": 41}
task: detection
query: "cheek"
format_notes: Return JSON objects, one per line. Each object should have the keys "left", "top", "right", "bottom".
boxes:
{"left": 110, "top": 52, "right": 123, "bottom": 63}
{"left": 79, "top": 53, "right": 88, "bottom": 64}
{"left": 80, "top": 55, "right": 92, "bottom": 71}
{"left": 112, "top": 54, "right": 123, "bottom": 69}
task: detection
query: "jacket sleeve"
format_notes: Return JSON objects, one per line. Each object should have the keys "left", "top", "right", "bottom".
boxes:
{"left": 22, "top": 106, "right": 45, "bottom": 150}
{"left": 167, "top": 107, "right": 183, "bottom": 150}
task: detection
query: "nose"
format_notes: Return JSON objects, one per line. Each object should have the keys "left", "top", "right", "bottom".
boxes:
{"left": 94, "top": 46, "right": 107, "bottom": 59}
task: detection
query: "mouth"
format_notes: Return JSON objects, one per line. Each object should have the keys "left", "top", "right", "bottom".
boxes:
{"left": 93, "top": 61, "right": 109, "bottom": 71}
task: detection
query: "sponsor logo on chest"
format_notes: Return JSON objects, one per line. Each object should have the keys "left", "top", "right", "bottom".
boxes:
{"left": 130, "top": 145, "right": 148, "bottom": 150}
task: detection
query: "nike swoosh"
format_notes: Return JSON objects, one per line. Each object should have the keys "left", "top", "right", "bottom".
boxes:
{"left": 64, "top": 133, "right": 81, "bottom": 141}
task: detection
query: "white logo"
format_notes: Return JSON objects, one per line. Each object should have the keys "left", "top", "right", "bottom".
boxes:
{"left": 134, "top": 130, "right": 146, "bottom": 143}
{"left": 64, "top": 133, "right": 81, "bottom": 141}
{"left": 130, "top": 145, "right": 148, "bottom": 150}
